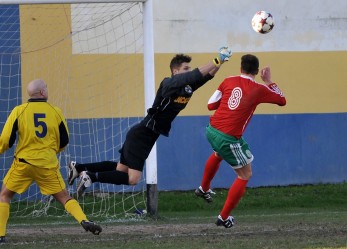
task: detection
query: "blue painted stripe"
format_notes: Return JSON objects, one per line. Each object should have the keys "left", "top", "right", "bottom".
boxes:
{"left": 3, "top": 112, "right": 345, "bottom": 197}
{"left": 0, "top": 4, "right": 21, "bottom": 120}
{"left": 157, "top": 113, "right": 347, "bottom": 190}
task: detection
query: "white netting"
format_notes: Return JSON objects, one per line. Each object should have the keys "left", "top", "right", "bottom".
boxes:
{"left": 0, "top": 2, "right": 147, "bottom": 218}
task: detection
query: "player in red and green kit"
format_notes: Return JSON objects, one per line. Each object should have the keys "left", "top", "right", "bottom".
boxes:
{"left": 0, "top": 79, "right": 101, "bottom": 243}
{"left": 195, "top": 54, "right": 286, "bottom": 228}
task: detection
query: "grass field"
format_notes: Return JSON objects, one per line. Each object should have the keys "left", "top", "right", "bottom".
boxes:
{"left": 3, "top": 183, "right": 347, "bottom": 248}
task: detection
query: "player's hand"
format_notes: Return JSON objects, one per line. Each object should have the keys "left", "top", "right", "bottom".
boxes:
{"left": 260, "top": 66, "right": 273, "bottom": 85}
{"left": 213, "top": 46, "right": 232, "bottom": 67}
{"left": 218, "top": 46, "right": 232, "bottom": 62}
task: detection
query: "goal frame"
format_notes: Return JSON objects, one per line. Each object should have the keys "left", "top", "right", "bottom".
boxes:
{"left": 0, "top": 0, "right": 158, "bottom": 217}
{"left": 0, "top": 0, "right": 145, "bottom": 3}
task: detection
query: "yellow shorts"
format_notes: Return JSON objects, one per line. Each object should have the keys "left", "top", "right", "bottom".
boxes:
{"left": 3, "top": 159, "right": 66, "bottom": 195}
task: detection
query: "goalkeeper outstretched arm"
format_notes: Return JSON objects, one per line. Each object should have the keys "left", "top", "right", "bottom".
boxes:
{"left": 199, "top": 46, "right": 232, "bottom": 76}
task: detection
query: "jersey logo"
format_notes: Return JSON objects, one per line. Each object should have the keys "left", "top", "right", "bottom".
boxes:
{"left": 228, "top": 87, "right": 242, "bottom": 110}
{"left": 174, "top": 96, "right": 191, "bottom": 104}
{"left": 185, "top": 85, "right": 192, "bottom": 94}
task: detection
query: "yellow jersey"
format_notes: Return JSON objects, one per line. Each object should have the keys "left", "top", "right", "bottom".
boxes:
{"left": 0, "top": 99, "right": 69, "bottom": 168}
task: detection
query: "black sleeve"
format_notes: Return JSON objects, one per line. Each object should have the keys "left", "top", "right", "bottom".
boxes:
{"left": 161, "top": 68, "right": 204, "bottom": 97}
{"left": 194, "top": 73, "right": 214, "bottom": 91}
{"left": 9, "top": 119, "right": 18, "bottom": 148}
{"left": 59, "top": 121, "right": 69, "bottom": 149}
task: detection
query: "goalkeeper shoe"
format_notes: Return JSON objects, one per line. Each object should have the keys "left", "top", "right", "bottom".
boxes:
{"left": 68, "top": 161, "right": 79, "bottom": 185}
{"left": 215, "top": 215, "right": 235, "bottom": 228}
{"left": 0, "top": 236, "right": 5, "bottom": 243}
{"left": 195, "top": 186, "right": 215, "bottom": 203}
{"left": 76, "top": 171, "right": 92, "bottom": 198}
{"left": 81, "top": 220, "right": 102, "bottom": 235}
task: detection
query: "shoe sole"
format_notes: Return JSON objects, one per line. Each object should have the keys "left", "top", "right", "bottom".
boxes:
{"left": 77, "top": 184, "right": 86, "bottom": 199}
{"left": 68, "top": 164, "right": 77, "bottom": 185}
{"left": 76, "top": 176, "right": 88, "bottom": 198}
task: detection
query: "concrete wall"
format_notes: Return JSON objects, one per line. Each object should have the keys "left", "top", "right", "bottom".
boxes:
{"left": 153, "top": 0, "right": 347, "bottom": 189}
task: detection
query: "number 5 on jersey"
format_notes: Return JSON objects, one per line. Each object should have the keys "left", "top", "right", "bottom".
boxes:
{"left": 34, "top": 113, "right": 47, "bottom": 138}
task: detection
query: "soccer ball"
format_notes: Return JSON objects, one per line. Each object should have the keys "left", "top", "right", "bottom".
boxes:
{"left": 251, "top": 11, "right": 274, "bottom": 34}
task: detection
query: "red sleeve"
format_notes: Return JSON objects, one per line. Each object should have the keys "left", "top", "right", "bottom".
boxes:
{"left": 256, "top": 83, "right": 286, "bottom": 106}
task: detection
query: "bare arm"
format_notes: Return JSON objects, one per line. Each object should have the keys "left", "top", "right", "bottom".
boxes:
{"left": 260, "top": 66, "right": 273, "bottom": 85}
{"left": 259, "top": 66, "right": 286, "bottom": 106}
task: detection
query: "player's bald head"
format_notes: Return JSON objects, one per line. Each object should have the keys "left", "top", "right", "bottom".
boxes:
{"left": 27, "top": 79, "right": 48, "bottom": 99}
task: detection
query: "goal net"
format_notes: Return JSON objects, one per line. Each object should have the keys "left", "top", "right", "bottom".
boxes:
{"left": 0, "top": 1, "right": 151, "bottom": 218}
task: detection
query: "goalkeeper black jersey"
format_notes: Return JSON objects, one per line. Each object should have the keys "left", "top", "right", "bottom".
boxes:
{"left": 141, "top": 68, "right": 213, "bottom": 136}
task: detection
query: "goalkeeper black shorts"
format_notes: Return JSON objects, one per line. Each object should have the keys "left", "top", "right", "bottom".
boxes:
{"left": 119, "top": 123, "right": 159, "bottom": 171}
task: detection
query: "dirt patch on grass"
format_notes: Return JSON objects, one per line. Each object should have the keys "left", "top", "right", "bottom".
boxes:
{"left": 5, "top": 219, "right": 347, "bottom": 249}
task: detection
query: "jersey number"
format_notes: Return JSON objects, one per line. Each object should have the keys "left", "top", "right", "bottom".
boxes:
{"left": 228, "top": 87, "right": 242, "bottom": 110}
{"left": 34, "top": 113, "right": 47, "bottom": 138}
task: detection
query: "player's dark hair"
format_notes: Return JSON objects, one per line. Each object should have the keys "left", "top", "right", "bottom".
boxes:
{"left": 241, "top": 54, "right": 259, "bottom": 75}
{"left": 170, "top": 54, "right": 192, "bottom": 73}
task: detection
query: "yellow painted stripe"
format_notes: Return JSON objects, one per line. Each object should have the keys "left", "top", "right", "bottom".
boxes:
{"left": 20, "top": 5, "right": 346, "bottom": 118}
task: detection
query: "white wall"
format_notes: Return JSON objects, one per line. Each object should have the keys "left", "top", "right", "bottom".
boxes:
{"left": 153, "top": 0, "right": 347, "bottom": 52}
{"left": 70, "top": 0, "right": 347, "bottom": 54}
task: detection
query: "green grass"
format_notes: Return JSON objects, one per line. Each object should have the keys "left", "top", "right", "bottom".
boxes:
{"left": 158, "top": 183, "right": 347, "bottom": 215}
{"left": 4, "top": 183, "right": 347, "bottom": 249}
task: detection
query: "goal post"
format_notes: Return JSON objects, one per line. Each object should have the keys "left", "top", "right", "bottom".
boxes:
{"left": 0, "top": 0, "right": 158, "bottom": 218}
{"left": 0, "top": 0, "right": 145, "bottom": 3}
{"left": 142, "top": 0, "right": 158, "bottom": 217}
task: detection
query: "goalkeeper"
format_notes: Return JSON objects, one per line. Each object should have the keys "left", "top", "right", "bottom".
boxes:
{"left": 0, "top": 79, "right": 102, "bottom": 243}
{"left": 67, "top": 47, "right": 232, "bottom": 197}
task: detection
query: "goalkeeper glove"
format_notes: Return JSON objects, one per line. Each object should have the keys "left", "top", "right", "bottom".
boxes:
{"left": 213, "top": 46, "right": 232, "bottom": 67}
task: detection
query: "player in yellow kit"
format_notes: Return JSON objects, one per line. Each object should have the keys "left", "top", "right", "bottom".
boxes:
{"left": 0, "top": 79, "right": 102, "bottom": 243}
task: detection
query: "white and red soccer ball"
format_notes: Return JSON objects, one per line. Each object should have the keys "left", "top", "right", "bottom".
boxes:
{"left": 252, "top": 11, "right": 274, "bottom": 34}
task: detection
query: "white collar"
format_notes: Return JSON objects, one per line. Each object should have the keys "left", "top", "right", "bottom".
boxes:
{"left": 240, "top": 74, "right": 255, "bottom": 81}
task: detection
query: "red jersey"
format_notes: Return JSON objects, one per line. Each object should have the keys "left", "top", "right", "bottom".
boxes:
{"left": 208, "top": 75, "right": 286, "bottom": 138}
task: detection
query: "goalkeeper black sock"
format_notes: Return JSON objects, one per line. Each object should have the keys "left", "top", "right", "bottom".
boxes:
{"left": 87, "top": 171, "right": 97, "bottom": 182}
{"left": 76, "top": 161, "right": 118, "bottom": 173}
{"left": 95, "top": 170, "right": 129, "bottom": 185}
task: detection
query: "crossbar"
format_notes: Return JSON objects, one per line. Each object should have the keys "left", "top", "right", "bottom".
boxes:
{"left": 0, "top": 0, "right": 145, "bottom": 4}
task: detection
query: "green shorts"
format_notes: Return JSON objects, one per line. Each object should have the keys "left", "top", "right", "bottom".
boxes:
{"left": 206, "top": 124, "right": 254, "bottom": 169}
